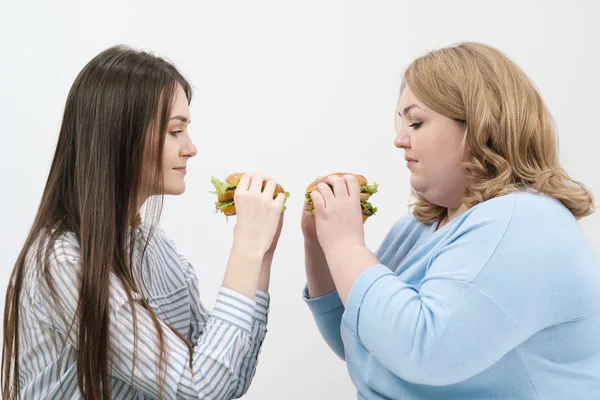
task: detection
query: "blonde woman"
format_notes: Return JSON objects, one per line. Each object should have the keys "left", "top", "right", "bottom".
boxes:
{"left": 302, "top": 42, "right": 599, "bottom": 398}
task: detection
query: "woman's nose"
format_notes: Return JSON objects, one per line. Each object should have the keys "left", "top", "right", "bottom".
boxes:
{"left": 182, "top": 137, "right": 197, "bottom": 158}
{"left": 394, "top": 133, "right": 410, "bottom": 149}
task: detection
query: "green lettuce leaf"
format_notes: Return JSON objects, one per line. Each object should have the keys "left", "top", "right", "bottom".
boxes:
{"left": 304, "top": 192, "right": 314, "bottom": 212}
{"left": 210, "top": 176, "right": 237, "bottom": 194}
{"left": 282, "top": 191, "right": 290, "bottom": 211}
{"left": 361, "top": 182, "right": 379, "bottom": 196}
{"left": 214, "top": 199, "right": 234, "bottom": 213}
{"left": 360, "top": 200, "right": 378, "bottom": 216}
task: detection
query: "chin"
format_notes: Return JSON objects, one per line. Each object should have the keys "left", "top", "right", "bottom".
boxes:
{"left": 409, "top": 181, "right": 439, "bottom": 205}
{"left": 164, "top": 184, "right": 186, "bottom": 196}
{"left": 409, "top": 176, "right": 425, "bottom": 194}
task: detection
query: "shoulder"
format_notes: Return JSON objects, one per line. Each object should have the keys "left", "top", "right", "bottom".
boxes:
{"left": 22, "top": 232, "right": 83, "bottom": 314}
{"left": 470, "top": 191, "right": 573, "bottom": 221}
{"left": 465, "top": 191, "right": 579, "bottom": 237}
{"left": 458, "top": 191, "right": 575, "bottom": 233}
{"left": 511, "top": 191, "right": 577, "bottom": 225}
{"left": 24, "top": 231, "right": 82, "bottom": 277}
{"left": 454, "top": 192, "right": 595, "bottom": 272}
{"left": 431, "top": 192, "right": 571, "bottom": 267}
{"left": 51, "top": 231, "right": 81, "bottom": 263}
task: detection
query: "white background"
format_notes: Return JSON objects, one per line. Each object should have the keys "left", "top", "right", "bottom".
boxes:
{"left": 1, "top": 1, "right": 599, "bottom": 398}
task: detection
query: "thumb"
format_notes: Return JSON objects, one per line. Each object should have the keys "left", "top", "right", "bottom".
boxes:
{"left": 274, "top": 192, "right": 285, "bottom": 210}
{"left": 310, "top": 190, "right": 325, "bottom": 214}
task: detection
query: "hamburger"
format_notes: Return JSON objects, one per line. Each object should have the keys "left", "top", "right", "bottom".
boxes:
{"left": 305, "top": 172, "right": 378, "bottom": 223}
{"left": 211, "top": 173, "right": 289, "bottom": 216}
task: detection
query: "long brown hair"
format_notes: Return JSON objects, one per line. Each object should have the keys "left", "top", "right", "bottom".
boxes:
{"left": 3, "top": 45, "right": 193, "bottom": 399}
{"left": 398, "top": 42, "right": 594, "bottom": 223}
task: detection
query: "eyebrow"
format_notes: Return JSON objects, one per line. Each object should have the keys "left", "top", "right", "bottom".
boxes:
{"left": 398, "top": 104, "right": 421, "bottom": 118}
{"left": 170, "top": 115, "right": 190, "bottom": 124}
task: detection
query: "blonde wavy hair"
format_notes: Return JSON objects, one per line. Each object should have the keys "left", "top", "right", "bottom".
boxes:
{"left": 400, "top": 42, "right": 594, "bottom": 223}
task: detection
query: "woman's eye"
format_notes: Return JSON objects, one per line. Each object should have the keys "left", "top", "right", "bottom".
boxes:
{"left": 409, "top": 122, "right": 422, "bottom": 129}
{"left": 169, "top": 130, "right": 183, "bottom": 137}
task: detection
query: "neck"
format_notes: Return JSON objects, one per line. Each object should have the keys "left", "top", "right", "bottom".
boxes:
{"left": 133, "top": 196, "right": 148, "bottom": 228}
{"left": 137, "top": 195, "right": 148, "bottom": 215}
{"left": 438, "top": 203, "right": 469, "bottom": 230}
{"left": 447, "top": 203, "right": 469, "bottom": 221}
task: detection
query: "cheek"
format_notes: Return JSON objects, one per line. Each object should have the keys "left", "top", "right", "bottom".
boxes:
{"left": 162, "top": 137, "right": 177, "bottom": 166}
{"left": 437, "top": 143, "right": 466, "bottom": 184}
{"left": 416, "top": 133, "right": 463, "bottom": 175}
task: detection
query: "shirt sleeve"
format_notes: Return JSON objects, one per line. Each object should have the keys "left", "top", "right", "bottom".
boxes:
{"left": 180, "top": 255, "right": 269, "bottom": 397}
{"left": 302, "top": 285, "right": 346, "bottom": 360}
{"left": 230, "top": 290, "right": 270, "bottom": 397}
{"left": 38, "top": 253, "right": 267, "bottom": 399}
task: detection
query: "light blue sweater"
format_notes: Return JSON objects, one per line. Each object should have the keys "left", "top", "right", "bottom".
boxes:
{"left": 304, "top": 192, "right": 600, "bottom": 399}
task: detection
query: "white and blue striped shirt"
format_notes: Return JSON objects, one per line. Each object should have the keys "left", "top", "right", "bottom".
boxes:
{"left": 18, "top": 225, "right": 269, "bottom": 399}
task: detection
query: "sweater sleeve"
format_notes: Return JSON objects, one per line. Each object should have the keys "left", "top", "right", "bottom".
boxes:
{"left": 342, "top": 265, "right": 527, "bottom": 386}
{"left": 300, "top": 215, "right": 421, "bottom": 361}
{"left": 341, "top": 196, "right": 533, "bottom": 386}
{"left": 302, "top": 285, "right": 346, "bottom": 360}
